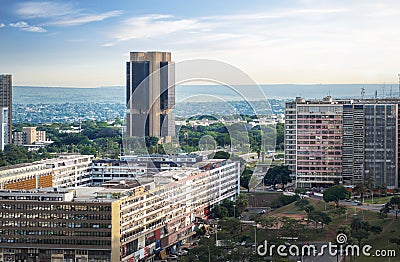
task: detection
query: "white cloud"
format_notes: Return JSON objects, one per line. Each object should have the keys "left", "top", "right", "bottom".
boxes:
{"left": 101, "top": 42, "right": 115, "bottom": 47}
{"left": 16, "top": 1, "right": 76, "bottom": 18}
{"left": 9, "top": 21, "right": 29, "bottom": 28}
{"left": 0, "top": 23, "right": 5, "bottom": 28}
{"left": 112, "top": 14, "right": 202, "bottom": 41}
{"left": 15, "top": 1, "right": 122, "bottom": 27}
{"left": 9, "top": 21, "right": 46, "bottom": 32}
{"left": 47, "top": 10, "right": 123, "bottom": 26}
{"left": 104, "top": 2, "right": 400, "bottom": 84}
{"left": 21, "top": 26, "right": 47, "bottom": 33}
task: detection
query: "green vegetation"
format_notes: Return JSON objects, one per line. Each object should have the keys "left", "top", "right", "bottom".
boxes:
{"left": 0, "top": 121, "right": 123, "bottom": 167}
{"left": 364, "top": 196, "right": 393, "bottom": 204}
{"left": 323, "top": 185, "right": 351, "bottom": 207}
{"left": 270, "top": 194, "right": 299, "bottom": 209}
{"left": 178, "top": 119, "right": 283, "bottom": 153}
{"left": 263, "top": 165, "right": 292, "bottom": 189}
{"left": 188, "top": 193, "right": 400, "bottom": 261}
{"left": 0, "top": 144, "right": 52, "bottom": 166}
{"left": 210, "top": 194, "right": 249, "bottom": 219}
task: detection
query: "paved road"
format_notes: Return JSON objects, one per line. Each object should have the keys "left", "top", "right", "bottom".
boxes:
{"left": 308, "top": 194, "right": 385, "bottom": 213}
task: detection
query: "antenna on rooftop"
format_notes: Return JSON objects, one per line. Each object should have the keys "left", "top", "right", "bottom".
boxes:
{"left": 375, "top": 90, "right": 378, "bottom": 99}
{"left": 361, "top": 86, "right": 365, "bottom": 100}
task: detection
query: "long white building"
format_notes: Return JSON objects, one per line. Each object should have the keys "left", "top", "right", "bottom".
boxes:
{"left": 0, "top": 159, "right": 240, "bottom": 262}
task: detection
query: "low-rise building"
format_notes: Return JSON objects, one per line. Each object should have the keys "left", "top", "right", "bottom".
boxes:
{"left": 0, "top": 159, "right": 240, "bottom": 262}
{"left": 0, "top": 155, "right": 93, "bottom": 190}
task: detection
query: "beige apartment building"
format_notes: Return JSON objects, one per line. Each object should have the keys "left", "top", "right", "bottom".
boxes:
{"left": 0, "top": 159, "right": 240, "bottom": 262}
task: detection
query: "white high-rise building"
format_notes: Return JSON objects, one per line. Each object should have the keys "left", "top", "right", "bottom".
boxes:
{"left": 0, "top": 107, "right": 9, "bottom": 150}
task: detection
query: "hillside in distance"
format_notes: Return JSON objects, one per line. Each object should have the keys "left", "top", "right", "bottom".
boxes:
{"left": 13, "top": 84, "right": 392, "bottom": 105}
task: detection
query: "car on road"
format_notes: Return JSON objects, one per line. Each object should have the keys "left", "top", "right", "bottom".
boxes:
{"left": 167, "top": 254, "right": 178, "bottom": 260}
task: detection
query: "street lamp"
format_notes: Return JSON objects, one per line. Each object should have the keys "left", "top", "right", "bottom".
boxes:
{"left": 253, "top": 223, "right": 257, "bottom": 253}
{"left": 233, "top": 204, "right": 236, "bottom": 218}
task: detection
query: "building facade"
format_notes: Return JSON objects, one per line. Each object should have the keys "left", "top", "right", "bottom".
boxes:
{"left": 0, "top": 155, "right": 93, "bottom": 190}
{"left": 0, "top": 107, "right": 9, "bottom": 150}
{"left": 285, "top": 97, "right": 345, "bottom": 188}
{"left": 286, "top": 97, "right": 400, "bottom": 189}
{"left": 126, "top": 52, "right": 175, "bottom": 140}
{"left": 0, "top": 159, "right": 240, "bottom": 262}
{"left": 342, "top": 102, "right": 398, "bottom": 189}
{"left": 13, "top": 127, "right": 47, "bottom": 145}
{"left": 0, "top": 75, "right": 12, "bottom": 146}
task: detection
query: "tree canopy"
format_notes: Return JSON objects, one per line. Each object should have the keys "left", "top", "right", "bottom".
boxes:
{"left": 263, "top": 165, "right": 292, "bottom": 189}
{"left": 323, "top": 185, "right": 350, "bottom": 207}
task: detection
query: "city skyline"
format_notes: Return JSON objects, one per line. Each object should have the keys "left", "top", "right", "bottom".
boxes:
{"left": 1, "top": 0, "right": 400, "bottom": 87}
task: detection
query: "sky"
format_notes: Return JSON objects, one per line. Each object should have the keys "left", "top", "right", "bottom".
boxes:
{"left": 0, "top": 0, "right": 400, "bottom": 87}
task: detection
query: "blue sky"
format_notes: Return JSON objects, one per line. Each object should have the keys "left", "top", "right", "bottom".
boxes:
{"left": 1, "top": 0, "right": 400, "bottom": 87}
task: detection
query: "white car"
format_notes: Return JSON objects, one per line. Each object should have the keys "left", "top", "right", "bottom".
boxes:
{"left": 167, "top": 254, "right": 178, "bottom": 261}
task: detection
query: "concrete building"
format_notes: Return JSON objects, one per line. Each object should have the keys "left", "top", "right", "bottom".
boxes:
{"left": 285, "top": 97, "right": 346, "bottom": 188}
{"left": 0, "top": 107, "right": 9, "bottom": 150}
{"left": 0, "top": 159, "right": 240, "bottom": 262}
{"left": 286, "top": 97, "right": 400, "bottom": 189}
{"left": 91, "top": 159, "right": 147, "bottom": 185}
{"left": 126, "top": 51, "right": 175, "bottom": 140}
{"left": 342, "top": 102, "right": 398, "bottom": 189}
{"left": 92, "top": 154, "right": 203, "bottom": 185}
{"left": 0, "top": 75, "right": 12, "bottom": 146}
{"left": 22, "top": 127, "right": 36, "bottom": 144}
{"left": 0, "top": 155, "right": 93, "bottom": 190}
{"left": 13, "top": 127, "right": 50, "bottom": 151}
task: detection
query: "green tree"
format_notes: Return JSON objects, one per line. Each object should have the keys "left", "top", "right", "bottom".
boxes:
{"left": 350, "top": 217, "right": 370, "bottom": 246}
{"left": 263, "top": 165, "right": 292, "bottom": 190}
{"left": 378, "top": 205, "right": 389, "bottom": 220}
{"left": 235, "top": 194, "right": 249, "bottom": 215}
{"left": 323, "top": 185, "right": 350, "bottom": 207}
{"left": 210, "top": 205, "right": 229, "bottom": 219}
{"left": 389, "top": 237, "right": 400, "bottom": 249}
{"left": 369, "top": 225, "right": 382, "bottom": 236}
{"left": 295, "top": 199, "right": 310, "bottom": 209}
{"left": 308, "top": 210, "right": 331, "bottom": 230}
{"left": 220, "top": 217, "right": 242, "bottom": 237}
{"left": 258, "top": 216, "right": 278, "bottom": 232}
{"left": 353, "top": 182, "right": 368, "bottom": 203}
{"left": 275, "top": 122, "right": 284, "bottom": 150}
{"left": 213, "top": 151, "right": 230, "bottom": 159}
{"left": 388, "top": 196, "right": 400, "bottom": 219}
{"left": 240, "top": 167, "right": 253, "bottom": 192}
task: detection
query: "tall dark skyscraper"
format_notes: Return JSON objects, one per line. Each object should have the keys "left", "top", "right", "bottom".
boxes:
{"left": 0, "top": 75, "right": 12, "bottom": 148}
{"left": 126, "top": 52, "right": 175, "bottom": 140}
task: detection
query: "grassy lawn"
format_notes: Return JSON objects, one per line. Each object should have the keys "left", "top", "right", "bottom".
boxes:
{"left": 364, "top": 196, "right": 393, "bottom": 204}
{"left": 198, "top": 196, "right": 400, "bottom": 261}
{"left": 261, "top": 197, "right": 400, "bottom": 261}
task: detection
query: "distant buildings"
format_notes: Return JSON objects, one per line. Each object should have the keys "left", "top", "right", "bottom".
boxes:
{"left": 0, "top": 156, "right": 239, "bottom": 261}
{"left": 285, "top": 96, "right": 400, "bottom": 189}
{"left": 13, "top": 126, "right": 52, "bottom": 151}
{"left": 126, "top": 51, "right": 175, "bottom": 141}
{"left": 0, "top": 75, "right": 12, "bottom": 149}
